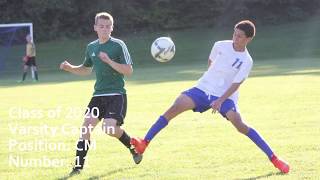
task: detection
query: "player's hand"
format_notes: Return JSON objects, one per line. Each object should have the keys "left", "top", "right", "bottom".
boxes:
{"left": 211, "top": 99, "right": 223, "bottom": 114}
{"left": 60, "top": 60, "right": 71, "bottom": 71}
{"left": 98, "top": 52, "right": 111, "bottom": 64}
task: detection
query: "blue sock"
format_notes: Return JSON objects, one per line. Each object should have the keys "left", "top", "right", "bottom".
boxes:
{"left": 246, "top": 128, "right": 274, "bottom": 160}
{"left": 144, "top": 116, "right": 168, "bottom": 142}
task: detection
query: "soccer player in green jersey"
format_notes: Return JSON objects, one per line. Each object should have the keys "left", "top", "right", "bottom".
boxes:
{"left": 60, "top": 12, "right": 142, "bottom": 175}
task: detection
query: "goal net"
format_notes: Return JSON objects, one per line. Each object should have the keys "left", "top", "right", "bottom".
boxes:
{"left": 0, "top": 23, "right": 33, "bottom": 74}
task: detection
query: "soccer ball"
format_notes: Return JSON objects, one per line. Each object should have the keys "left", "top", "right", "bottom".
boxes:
{"left": 151, "top": 37, "right": 175, "bottom": 62}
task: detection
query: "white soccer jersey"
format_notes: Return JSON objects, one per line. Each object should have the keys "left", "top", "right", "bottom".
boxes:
{"left": 196, "top": 40, "right": 253, "bottom": 104}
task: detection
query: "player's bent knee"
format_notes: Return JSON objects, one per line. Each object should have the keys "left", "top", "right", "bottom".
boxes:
{"left": 164, "top": 94, "right": 195, "bottom": 120}
{"left": 168, "top": 103, "right": 181, "bottom": 114}
{"left": 79, "top": 125, "right": 93, "bottom": 140}
{"left": 102, "top": 124, "right": 117, "bottom": 136}
{"left": 236, "top": 125, "right": 248, "bottom": 134}
{"left": 174, "top": 95, "right": 195, "bottom": 111}
{"left": 164, "top": 103, "right": 185, "bottom": 121}
{"left": 102, "top": 118, "right": 118, "bottom": 137}
{"left": 226, "top": 111, "right": 248, "bottom": 134}
{"left": 83, "top": 117, "right": 98, "bottom": 128}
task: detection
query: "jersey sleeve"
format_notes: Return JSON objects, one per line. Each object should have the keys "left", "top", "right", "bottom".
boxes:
{"left": 209, "top": 42, "right": 219, "bottom": 62}
{"left": 119, "top": 42, "right": 133, "bottom": 65}
{"left": 233, "top": 59, "right": 253, "bottom": 83}
{"left": 83, "top": 45, "right": 93, "bottom": 67}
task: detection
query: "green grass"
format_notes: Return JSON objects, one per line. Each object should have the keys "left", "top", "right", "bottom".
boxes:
{"left": 1, "top": 19, "right": 320, "bottom": 179}
{"left": 2, "top": 17, "right": 320, "bottom": 75}
{"left": 0, "top": 57, "right": 319, "bottom": 179}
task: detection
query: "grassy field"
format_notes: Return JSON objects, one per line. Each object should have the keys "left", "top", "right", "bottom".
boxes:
{"left": 0, "top": 19, "right": 320, "bottom": 179}
{"left": 0, "top": 58, "right": 319, "bottom": 180}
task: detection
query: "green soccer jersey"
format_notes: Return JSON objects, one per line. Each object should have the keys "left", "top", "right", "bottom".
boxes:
{"left": 83, "top": 37, "right": 132, "bottom": 96}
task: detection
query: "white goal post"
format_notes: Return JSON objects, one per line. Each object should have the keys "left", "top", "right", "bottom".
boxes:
{"left": 0, "top": 23, "right": 34, "bottom": 75}
{"left": 0, "top": 23, "right": 33, "bottom": 42}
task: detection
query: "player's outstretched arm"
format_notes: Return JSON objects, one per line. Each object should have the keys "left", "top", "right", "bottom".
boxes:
{"left": 211, "top": 82, "right": 242, "bottom": 113}
{"left": 98, "top": 52, "right": 133, "bottom": 76}
{"left": 60, "top": 60, "right": 92, "bottom": 76}
{"left": 208, "top": 58, "right": 214, "bottom": 69}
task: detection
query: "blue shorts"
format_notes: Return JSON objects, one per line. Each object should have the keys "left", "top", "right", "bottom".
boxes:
{"left": 182, "top": 87, "right": 237, "bottom": 118}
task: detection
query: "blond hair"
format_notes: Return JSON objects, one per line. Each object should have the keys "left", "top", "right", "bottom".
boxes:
{"left": 95, "top": 12, "right": 114, "bottom": 25}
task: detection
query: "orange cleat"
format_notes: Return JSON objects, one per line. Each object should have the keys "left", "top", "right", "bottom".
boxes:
{"left": 271, "top": 154, "right": 290, "bottom": 173}
{"left": 130, "top": 137, "right": 148, "bottom": 154}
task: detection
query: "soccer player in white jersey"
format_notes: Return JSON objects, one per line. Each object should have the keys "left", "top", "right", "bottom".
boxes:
{"left": 131, "top": 20, "right": 290, "bottom": 173}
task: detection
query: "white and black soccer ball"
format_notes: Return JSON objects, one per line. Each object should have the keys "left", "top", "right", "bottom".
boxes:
{"left": 151, "top": 37, "right": 175, "bottom": 62}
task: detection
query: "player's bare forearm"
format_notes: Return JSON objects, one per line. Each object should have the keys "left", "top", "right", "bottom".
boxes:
{"left": 70, "top": 65, "right": 92, "bottom": 76}
{"left": 211, "top": 82, "right": 242, "bottom": 113}
{"left": 208, "top": 59, "right": 212, "bottom": 69}
{"left": 107, "top": 60, "right": 133, "bottom": 76}
{"left": 60, "top": 61, "right": 92, "bottom": 76}
{"left": 98, "top": 52, "right": 133, "bottom": 76}
{"left": 220, "top": 82, "right": 242, "bottom": 102}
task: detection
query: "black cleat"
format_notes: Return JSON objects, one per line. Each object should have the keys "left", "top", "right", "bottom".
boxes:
{"left": 69, "top": 168, "right": 81, "bottom": 177}
{"left": 130, "top": 148, "right": 143, "bottom": 164}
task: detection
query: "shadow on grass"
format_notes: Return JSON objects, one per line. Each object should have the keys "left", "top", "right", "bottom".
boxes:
{"left": 87, "top": 166, "right": 136, "bottom": 180}
{"left": 57, "top": 166, "right": 136, "bottom": 180}
{"left": 1, "top": 58, "right": 319, "bottom": 87}
{"left": 235, "top": 171, "right": 285, "bottom": 180}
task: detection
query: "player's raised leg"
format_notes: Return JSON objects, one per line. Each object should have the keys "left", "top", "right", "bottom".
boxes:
{"left": 70, "top": 115, "right": 99, "bottom": 176}
{"left": 131, "top": 94, "right": 195, "bottom": 154}
{"left": 226, "top": 110, "right": 290, "bottom": 173}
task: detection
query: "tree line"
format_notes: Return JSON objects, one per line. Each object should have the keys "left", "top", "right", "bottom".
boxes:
{"left": 0, "top": 0, "right": 319, "bottom": 41}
